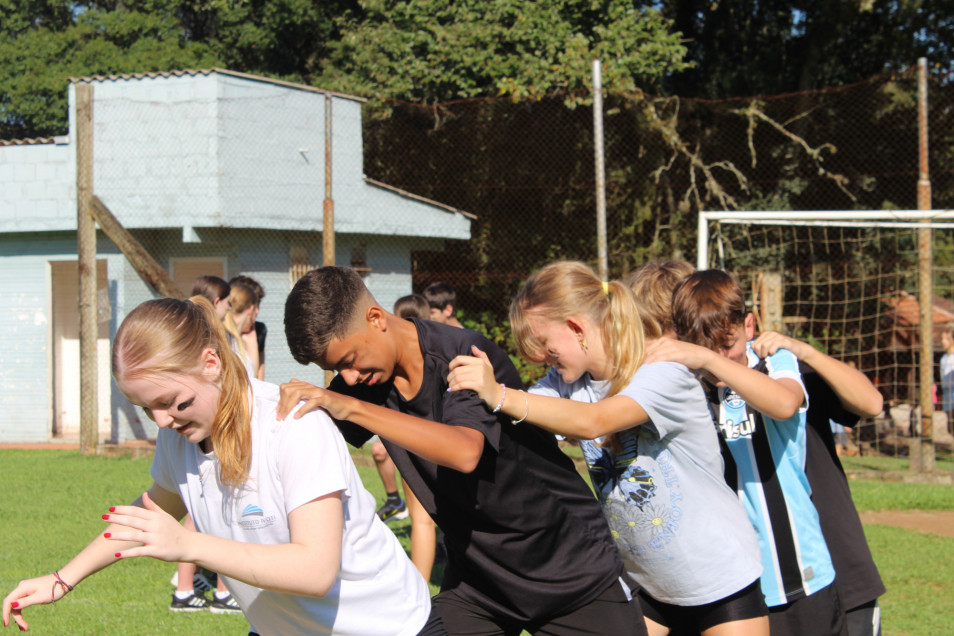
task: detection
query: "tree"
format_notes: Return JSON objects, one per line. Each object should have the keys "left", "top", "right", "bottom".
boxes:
{"left": 0, "top": 0, "right": 358, "bottom": 139}
{"left": 653, "top": 0, "right": 954, "bottom": 98}
{"left": 318, "top": 0, "right": 689, "bottom": 105}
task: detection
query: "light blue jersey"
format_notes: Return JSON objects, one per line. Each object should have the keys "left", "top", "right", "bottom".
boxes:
{"left": 714, "top": 344, "right": 836, "bottom": 607}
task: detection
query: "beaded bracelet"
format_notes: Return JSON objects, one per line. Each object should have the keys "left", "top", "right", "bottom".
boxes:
{"left": 511, "top": 390, "right": 530, "bottom": 425}
{"left": 492, "top": 383, "right": 507, "bottom": 413}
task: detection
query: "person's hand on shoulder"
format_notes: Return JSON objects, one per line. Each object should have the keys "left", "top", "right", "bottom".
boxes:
{"left": 751, "top": 331, "right": 811, "bottom": 360}
{"left": 447, "top": 346, "right": 502, "bottom": 408}
{"left": 278, "top": 379, "right": 359, "bottom": 422}
{"left": 644, "top": 338, "right": 717, "bottom": 371}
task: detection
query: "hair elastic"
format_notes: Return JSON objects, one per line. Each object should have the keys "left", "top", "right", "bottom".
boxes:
{"left": 601, "top": 280, "right": 610, "bottom": 295}
{"left": 51, "top": 570, "right": 74, "bottom": 604}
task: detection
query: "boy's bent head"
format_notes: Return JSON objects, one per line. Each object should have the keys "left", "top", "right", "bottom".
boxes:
{"left": 285, "top": 266, "right": 376, "bottom": 367}
{"left": 672, "top": 269, "right": 752, "bottom": 358}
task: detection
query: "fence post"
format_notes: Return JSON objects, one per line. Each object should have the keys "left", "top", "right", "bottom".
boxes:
{"left": 76, "top": 83, "right": 98, "bottom": 455}
{"left": 592, "top": 60, "right": 608, "bottom": 282}
{"left": 915, "top": 57, "right": 935, "bottom": 472}
{"left": 323, "top": 94, "right": 335, "bottom": 388}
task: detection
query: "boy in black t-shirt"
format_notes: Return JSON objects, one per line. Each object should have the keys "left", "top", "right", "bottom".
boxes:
{"left": 279, "top": 267, "right": 645, "bottom": 635}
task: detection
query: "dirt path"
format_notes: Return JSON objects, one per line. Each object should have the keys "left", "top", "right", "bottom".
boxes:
{"left": 858, "top": 509, "right": 954, "bottom": 538}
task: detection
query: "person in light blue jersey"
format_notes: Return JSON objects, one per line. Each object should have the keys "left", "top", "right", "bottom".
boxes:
{"left": 647, "top": 269, "right": 846, "bottom": 636}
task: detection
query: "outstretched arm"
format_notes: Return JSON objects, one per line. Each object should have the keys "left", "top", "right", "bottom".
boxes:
{"left": 277, "top": 380, "right": 485, "bottom": 473}
{"left": 107, "top": 491, "right": 345, "bottom": 598}
{"left": 752, "top": 331, "right": 883, "bottom": 418}
{"left": 645, "top": 338, "right": 803, "bottom": 420}
{"left": 2, "top": 484, "right": 186, "bottom": 631}
{"left": 447, "top": 347, "right": 650, "bottom": 439}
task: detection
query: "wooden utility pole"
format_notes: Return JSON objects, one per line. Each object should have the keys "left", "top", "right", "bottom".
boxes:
{"left": 915, "top": 57, "right": 935, "bottom": 471}
{"left": 323, "top": 94, "right": 335, "bottom": 387}
{"left": 76, "top": 83, "right": 98, "bottom": 455}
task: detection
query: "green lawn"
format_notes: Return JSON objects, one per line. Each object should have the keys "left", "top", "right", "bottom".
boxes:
{"left": 1, "top": 448, "right": 952, "bottom": 635}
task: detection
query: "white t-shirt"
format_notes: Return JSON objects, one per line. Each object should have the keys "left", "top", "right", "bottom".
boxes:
{"left": 151, "top": 379, "right": 430, "bottom": 636}
{"left": 532, "top": 362, "right": 762, "bottom": 605}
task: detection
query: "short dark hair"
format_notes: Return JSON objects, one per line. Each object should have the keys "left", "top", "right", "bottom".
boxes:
{"left": 393, "top": 294, "right": 430, "bottom": 321}
{"left": 285, "top": 267, "right": 369, "bottom": 366}
{"left": 229, "top": 275, "right": 265, "bottom": 305}
{"left": 191, "top": 275, "right": 230, "bottom": 304}
{"left": 672, "top": 269, "right": 747, "bottom": 352}
{"left": 422, "top": 281, "right": 456, "bottom": 311}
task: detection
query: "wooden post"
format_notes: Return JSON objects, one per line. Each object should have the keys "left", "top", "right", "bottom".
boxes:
{"left": 76, "top": 83, "right": 98, "bottom": 455}
{"left": 916, "top": 57, "right": 935, "bottom": 471}
{"left": 323, "top": 94, "right": 335, "bottom": 387}
{"left": 759, "top": 273, "right": 784, "bottom": 334}
{"left": 90, "top": 196, "right": 184, "bottom": 299}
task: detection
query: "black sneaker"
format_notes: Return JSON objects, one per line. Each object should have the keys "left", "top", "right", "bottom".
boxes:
{"left": 169, "top": 592, "right": 209, "bottom": 612}
{"left": 210, "top": 594, "right": 242, "bottom": 615}
{"left": 376, "top": 499, "right": 409, "bottom": 523}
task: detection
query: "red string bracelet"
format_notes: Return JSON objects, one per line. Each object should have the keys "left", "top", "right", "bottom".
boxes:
{"left": 51, "top": 570, "right": 74, "bottom": 604}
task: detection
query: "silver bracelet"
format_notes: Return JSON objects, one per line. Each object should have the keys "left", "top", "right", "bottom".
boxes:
{"left": 511, "top": 390, "right": 529, "bottom": 425}
{"left": 492, "top": 383, "right": 507, "bottom": 413}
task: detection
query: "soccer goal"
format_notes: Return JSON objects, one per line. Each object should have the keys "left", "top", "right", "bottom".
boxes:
{"left": 697, "top": 209, "right": 954, "bottom": 413}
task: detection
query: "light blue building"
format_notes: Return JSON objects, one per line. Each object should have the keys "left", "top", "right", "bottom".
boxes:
{"left": 0, "top": 69, "right": 472, "bottom": 444}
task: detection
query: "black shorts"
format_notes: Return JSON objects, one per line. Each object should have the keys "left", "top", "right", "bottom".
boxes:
{"left": 638, "top": 579, "right": 767, "bottom": 633}
{"left": 433, "top": 576, "right": 647, "bottom": 636}
{"left": 768, "top": 582, "right": 847, "bottom": 636}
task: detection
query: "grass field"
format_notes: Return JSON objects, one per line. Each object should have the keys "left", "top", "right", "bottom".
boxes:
{"left": 1, "top": 448, "right": 952, "bottom": 635}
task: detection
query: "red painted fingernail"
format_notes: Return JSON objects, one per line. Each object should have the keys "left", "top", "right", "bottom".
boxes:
{"left": 115, "top": 553, "right": 122, "bottom": 558}
{"left": 10, "top": 602, "right": 18, "bottom": 608}
{"left": 104, "top": 532, "right": 111, "bottom": 538}
{"left": 102, "top": 514, "right": 109, "bottom": 520}
{"left": 109, "top": 507, "right": 116, "bottom": 512}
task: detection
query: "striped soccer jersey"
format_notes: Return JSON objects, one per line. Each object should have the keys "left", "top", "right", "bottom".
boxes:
{"left": 711, "top": 344, "right": 836, "bottom": 607}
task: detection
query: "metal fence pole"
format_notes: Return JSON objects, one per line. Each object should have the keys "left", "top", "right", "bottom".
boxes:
{"left": 592, "top": 60, "right": 608, "bottom": 282}
{"left": 76, "top": 83, "right": 98, "bottom": 455}
{"left": 916, "top": 57, "right": 935, "bottom": 471}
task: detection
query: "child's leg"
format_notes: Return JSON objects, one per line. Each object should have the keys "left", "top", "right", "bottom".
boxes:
{"left": 403, "top": 477, "right": 436, "bottom": 581}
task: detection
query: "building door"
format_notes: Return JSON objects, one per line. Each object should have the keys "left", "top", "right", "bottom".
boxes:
{"left": 51, "top": 260, "right": 111, "bottom": 439}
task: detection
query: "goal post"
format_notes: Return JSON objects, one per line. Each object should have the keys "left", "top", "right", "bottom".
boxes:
{"left": 696, "top": 209, "right": 954, "bottom": 456}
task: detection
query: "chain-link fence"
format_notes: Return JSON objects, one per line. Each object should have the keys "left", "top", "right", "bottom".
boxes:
{"left": 66, "top": 64, "right": 954, "bottom": 454}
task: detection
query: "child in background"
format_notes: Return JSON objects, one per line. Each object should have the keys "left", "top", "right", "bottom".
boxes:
{"left": 230, "top": 275, "right": 268, "bottom": 381}
{"left": 191, "top": 275, "right": 231, "bottom": 320}
{"left": 941, "top": 323, "right": 954, "bottom": 434}
{"left": 279, "top": 266, "right": 645, "bottom": 635}
{"left": 447, "top": 261, "right": 766, "bottom": 636}
{"left": 225, "top": 283, "right": 258, "bottom": 379}
{"left": 2, "top": 296, "right": 434, "bottom": 636}
{"left": 422, "top": 281, "right": 463, "bottom": 328}
{"left": 648, "top": 269, "right": 845, "bottom": 636}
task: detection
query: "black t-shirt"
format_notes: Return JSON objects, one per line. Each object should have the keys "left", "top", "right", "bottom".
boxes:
{"left": 330, "top": 319, "right": 625, "bottom": 621}
{"left": 801, "top": 364, "right": 885, "bottom": 610}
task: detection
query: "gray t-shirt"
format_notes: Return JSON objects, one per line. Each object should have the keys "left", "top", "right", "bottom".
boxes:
{"left": 532, "top": 361, "right": 762, "bottom": 605}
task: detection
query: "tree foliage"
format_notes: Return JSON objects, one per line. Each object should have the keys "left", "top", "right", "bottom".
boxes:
{"left": 318, "top": 0, "right": 689, "bottom": 105}
{"left": 652, "top": 0, "right": 954, "bottom": 98}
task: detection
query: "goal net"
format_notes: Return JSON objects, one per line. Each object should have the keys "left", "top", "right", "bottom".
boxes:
{"left": 697, "top": 210, "right": 954, "bottom": 436}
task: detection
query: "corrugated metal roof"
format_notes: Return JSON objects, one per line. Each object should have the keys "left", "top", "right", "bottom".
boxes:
{"left": 68, "top": 67, "right": 367, "bottom": 103}
{"left": 0, "top": 137, "right": 56, "bottom": 146}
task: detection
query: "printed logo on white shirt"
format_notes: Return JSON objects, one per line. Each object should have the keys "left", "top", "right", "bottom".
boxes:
{"left": 238, "top": 503, "right": 277, "bottom": 530}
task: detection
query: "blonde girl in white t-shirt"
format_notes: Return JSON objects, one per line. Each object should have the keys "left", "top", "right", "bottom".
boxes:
{"left": 2, "top": 296, "right": 436, "bottom": 636}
